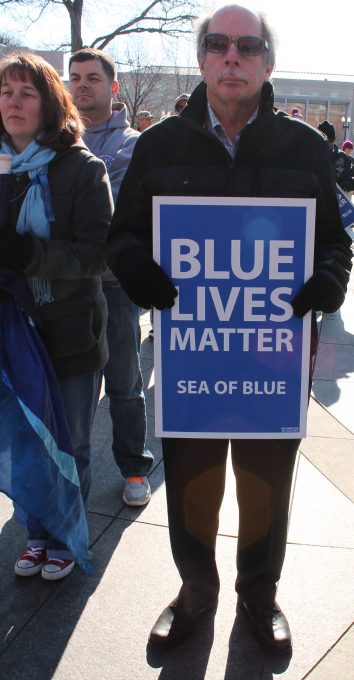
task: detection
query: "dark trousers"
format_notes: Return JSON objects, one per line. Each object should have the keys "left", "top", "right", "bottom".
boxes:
{"left": 162, "top": 437, "right": 298, "bottom": 605}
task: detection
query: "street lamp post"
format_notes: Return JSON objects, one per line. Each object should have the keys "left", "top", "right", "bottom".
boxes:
{"left": 341, "top": 115, "right": 352, "bottom": 141}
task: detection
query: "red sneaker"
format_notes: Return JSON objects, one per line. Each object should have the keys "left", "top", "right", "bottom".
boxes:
{"left": 15, "top": 546, "right": 46, "bottom": 576}
{"left": 41, "top": 558, "right": 75, "bottom": 581}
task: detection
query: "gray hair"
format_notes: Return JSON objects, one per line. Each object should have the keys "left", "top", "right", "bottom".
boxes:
{"left": 195, "top": 4, "right": 276, "bottom": 67}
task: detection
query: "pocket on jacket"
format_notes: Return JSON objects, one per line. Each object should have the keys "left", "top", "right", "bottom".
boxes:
{"left": 40, "top": 292, "right": 102, "bottom": 359}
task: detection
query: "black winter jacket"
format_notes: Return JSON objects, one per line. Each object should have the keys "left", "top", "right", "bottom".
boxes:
{"left": 109, "top": 81, "right": 351, "bottom": 271}
{"left": 330, "top": 144, "right": 354, "bottom": 192}
{"left": 3, "top": 141, "right": 113, "bottom": 378}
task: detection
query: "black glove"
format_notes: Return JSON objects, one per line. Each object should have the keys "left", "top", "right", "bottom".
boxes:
{"left": 291, "top": 255, "right": 352, "bottom": 318}
{"left": 0, "top": 229, "right": 34, "bottom": 271}
{"left": 108, "top": 244, "right": 178, "bottom": 310}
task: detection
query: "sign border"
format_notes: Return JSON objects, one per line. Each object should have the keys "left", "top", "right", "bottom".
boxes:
{"left": 153, "top": 196, "right": 316, "bottom": 439}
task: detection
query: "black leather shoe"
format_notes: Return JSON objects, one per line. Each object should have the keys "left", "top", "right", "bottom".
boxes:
{"left": 238, "top": 598, "right": 292, "bottom": 655}
{"left": 148, "top": 596, "right": 218, "bottom": 650}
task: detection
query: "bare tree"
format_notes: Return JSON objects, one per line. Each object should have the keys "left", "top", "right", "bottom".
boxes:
{"left": 116, "top": 45, "right": 165, "bottom": 125}
{"left": 62, "top": 0, "right": 84, "bottom": 52}
{"left": 163, "top": 42, "right": 200, "bottom": 96}
{"left": 0, "top": 31, "right": 23, "bottom": 47}
{"left": 0, "top": 0, "right": 199, "bottom": 53}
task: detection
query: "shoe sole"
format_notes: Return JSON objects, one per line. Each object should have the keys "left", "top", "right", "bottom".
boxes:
{"left": 41, "top": 562, "right": 75, "bottom": 581}
{"left": 15, "top": 563, "right": 44, "bottom": 577}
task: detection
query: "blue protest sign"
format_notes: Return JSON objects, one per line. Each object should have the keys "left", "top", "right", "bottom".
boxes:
{"left": 153, "top": 197, "right": 315, "bottom": 438}
{"left": 336, "top": 184, "right": 354, "bottom": 229}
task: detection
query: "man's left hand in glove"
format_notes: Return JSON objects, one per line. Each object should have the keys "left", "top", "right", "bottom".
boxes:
{"left": 0, "top": 228, "right": 34, "bottom": 271}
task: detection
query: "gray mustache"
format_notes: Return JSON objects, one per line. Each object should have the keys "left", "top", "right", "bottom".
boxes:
{"left": 218, "top": 71, "right": 248, "bottom": 83}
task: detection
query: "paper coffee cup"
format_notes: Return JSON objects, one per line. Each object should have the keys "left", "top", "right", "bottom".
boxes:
{"left": 0, "top": 154, "right": 12, "bottom": 174}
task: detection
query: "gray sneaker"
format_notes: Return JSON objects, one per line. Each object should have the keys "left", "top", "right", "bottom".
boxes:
{"left": 123, "top": 476, "right": 151, "bottom": 506}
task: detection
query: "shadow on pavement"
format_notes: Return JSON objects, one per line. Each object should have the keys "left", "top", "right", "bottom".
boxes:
{"left": 224, "top": 606, "right": 292, "bottom": 679}
{"left": 144, "top": 604, "right": 293, "bottom": 680}
{"left": 312, "top": 307, "right": 354, "bottom": 409}
{"left": 0, "top": 510, "right": 131, "bottom": 678}
{"left": 0, "top": 329, "right": 163, "bottom": 678}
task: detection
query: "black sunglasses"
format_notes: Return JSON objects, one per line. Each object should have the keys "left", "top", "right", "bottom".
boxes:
{"left": 202, "top": 33, "right": 269, "bottom": 56}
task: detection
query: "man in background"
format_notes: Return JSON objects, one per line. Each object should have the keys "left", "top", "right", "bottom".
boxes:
{"left": 341, "top": 139, "right": 354, "bottom": 199}
{"left": 69, "top": 48, "right": 153, "bottom": 507}
{"left": 342, "top": 138, "right": 354, "bottom": 158}
{"left": 136, "top": 110, "right": 154, "bottom": 132}
{"left": 318, "top": 120, "right": 354, "bottom": 195}
{"left": 291, "top": 107, "right": 303, "bottom": 120}
{"left": 173, "top": 92, "right": 190, "bottom": 114}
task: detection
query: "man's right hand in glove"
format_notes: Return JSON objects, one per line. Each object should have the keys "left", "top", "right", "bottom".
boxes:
{"left": 107, "top": 244, "right": 178, "bottom": 310}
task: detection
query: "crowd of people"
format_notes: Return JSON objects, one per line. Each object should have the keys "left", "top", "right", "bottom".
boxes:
{"left": 0, "top": 0, "right": 352, "bottom": 658}
{"left": 318, "top": 120, "right": 354, "bottom": 197}
{"left": 134, "top": 92, "right": 191, "bottom": 131}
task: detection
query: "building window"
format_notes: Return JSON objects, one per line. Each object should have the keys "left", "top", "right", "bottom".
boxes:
{"left": 274, "top": 97, "right": 286, "bottom": 110}
{"left": 329, "top": 104, "right": 350, "bottom": 141}
{"left": 307, "top": 102, "right": 327, "bottom": 129}
{"left": 286, "top": 100, "right": 306, "bottom": 119}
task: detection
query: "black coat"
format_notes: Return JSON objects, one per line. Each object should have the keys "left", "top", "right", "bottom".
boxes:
{"left": 2, "top": 141, "right": 113, "bottom": 378}
{"left": 108, "top": 81, "right": 350, "bottom": 270}
{"left": 330, "top": 144, "right": 354, "bottom": 192}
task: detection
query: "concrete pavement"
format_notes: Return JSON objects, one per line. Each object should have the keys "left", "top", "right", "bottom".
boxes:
{"left": 0, "top": 272, "right": 354, "bottom": 679}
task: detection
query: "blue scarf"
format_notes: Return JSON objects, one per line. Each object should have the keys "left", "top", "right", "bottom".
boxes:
{"left": 1, "top": 138, "right": 56, "bottom": 305}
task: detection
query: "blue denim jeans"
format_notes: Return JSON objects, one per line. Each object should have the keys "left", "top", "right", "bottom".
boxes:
{"left": 103, "top": 279, "right": 153, "bottom": 477}
{"left": 27, "top": 371, "right": 100, "bottom": 559}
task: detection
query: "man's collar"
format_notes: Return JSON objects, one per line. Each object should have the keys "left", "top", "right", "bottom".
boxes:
{"left": 182, "top": 80, "right": 274, "bottom": 124}
{"left": 207, "top": 103, "right": 258, "bottom": 134}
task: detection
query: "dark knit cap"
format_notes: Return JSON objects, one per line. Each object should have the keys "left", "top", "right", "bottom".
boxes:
{"left": 318, "top": 120, "right": 336, "bottom": 142}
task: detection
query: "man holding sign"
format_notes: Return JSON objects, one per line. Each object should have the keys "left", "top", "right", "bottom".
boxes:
{"left": 108, "top": 3, "right": 352, "bottom": 655}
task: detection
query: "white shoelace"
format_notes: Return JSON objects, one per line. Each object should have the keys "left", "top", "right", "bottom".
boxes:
{"left": 25, "top": 546, "right": 44, "bottom": 557}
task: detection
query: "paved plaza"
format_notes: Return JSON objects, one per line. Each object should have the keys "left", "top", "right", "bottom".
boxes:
{"left": 0, "top": 267, "right": 354, "bottom": 679}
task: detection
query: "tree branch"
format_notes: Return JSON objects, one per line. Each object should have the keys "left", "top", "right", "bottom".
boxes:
{"left": 0, "top": 0, "right": 198, "bottom": 53}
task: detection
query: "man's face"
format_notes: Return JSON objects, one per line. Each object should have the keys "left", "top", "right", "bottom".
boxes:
{"left": 137, "top": 116, "right": 152, "bottom": 132}
{"left": 198, "top": 7, "right": 273, "bottom": 112}
{"left": 69, "top": 59, "right": 118, "bottom": 117}
{"left": 175, "top": 98, "right": 188, "bottom": 114}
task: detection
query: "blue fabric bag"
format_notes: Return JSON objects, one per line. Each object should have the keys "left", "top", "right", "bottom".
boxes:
{"left": 0, "top": 273, "right": 92, "bottom": 572}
